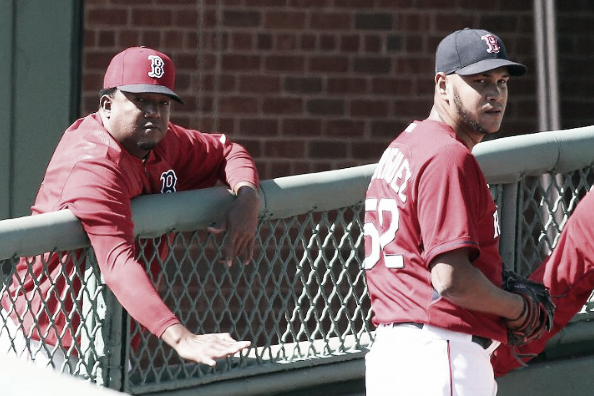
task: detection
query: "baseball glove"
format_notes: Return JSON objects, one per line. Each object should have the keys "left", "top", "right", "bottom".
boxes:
{"left": 502, "top": 268, "right": 555, "bottom": 346}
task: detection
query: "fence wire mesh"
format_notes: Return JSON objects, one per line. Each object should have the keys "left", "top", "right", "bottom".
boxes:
{"left": 0, "top": 166, "right": 593, "bottom": 394}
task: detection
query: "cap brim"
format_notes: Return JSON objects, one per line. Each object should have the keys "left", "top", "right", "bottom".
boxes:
{"left": 117, "top": 84, "right": 184, "bottom": 104}
{"left": 455, "top": 59, "right": 527, "bottom": 77}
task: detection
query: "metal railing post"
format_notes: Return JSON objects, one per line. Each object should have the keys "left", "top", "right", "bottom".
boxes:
{"left": 498, "top": 183, "right": 519, "bottom": 272}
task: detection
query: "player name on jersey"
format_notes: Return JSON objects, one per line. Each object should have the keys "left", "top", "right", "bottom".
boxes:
{"left": 371, "top": 147, "right": 412, "bottom": 203}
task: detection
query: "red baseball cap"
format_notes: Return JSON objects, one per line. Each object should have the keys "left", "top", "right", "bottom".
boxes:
{"left": 103, "top": 46, "right": 184, "bottom": 103}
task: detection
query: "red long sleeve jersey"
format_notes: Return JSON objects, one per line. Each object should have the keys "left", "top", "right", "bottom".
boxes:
{"left": 2, "top": 113, "right": 259, "bottom": 349}
{"left": 364, "top": 120, "right": 507, "bottom": 343}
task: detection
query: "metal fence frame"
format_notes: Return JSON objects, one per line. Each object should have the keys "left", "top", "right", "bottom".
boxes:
{"left": 1, "top": 125, "right": 594, "bottom": 394}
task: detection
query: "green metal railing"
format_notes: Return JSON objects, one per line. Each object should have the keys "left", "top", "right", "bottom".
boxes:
{"left": 1, "top": 126, "right": 594, "bottom": 395}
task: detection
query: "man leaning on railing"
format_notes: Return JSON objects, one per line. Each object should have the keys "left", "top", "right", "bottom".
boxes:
{"left": 0, "top": 46, "right": 259, "bottom": 371}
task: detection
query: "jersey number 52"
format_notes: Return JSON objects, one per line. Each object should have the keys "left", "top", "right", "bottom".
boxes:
{"left": 363, "top": 198, "right": 404, "bottom": 270}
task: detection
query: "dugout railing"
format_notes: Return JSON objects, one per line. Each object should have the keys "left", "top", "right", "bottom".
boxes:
{"left": 1, "top": 126, "right": 594, "bottom": 395}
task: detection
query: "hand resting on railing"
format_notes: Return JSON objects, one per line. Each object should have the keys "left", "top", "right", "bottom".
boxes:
{"left": 160, "top": 323, "right": 251, "bottom": 366}
{"left": 207, "top": 183, "right": 260, "bottom": 267}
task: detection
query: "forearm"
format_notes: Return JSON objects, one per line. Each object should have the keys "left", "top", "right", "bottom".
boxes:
{"left": 433, "top": 262, "right": 524, "bottom": 319}
{"left": 232, "top": 181, "right": 258, "bottom": 195}
{"left": 222, "top": 142, "right": 259, "bottom": 189}
{"left": 430, "top": 249, "right": 525, "bottom": 320}
{"left": 90, "top": 233, "right": 179, "bottom": 335}
{"left": 160, "top": 323, "right": 188, "bottom": 347}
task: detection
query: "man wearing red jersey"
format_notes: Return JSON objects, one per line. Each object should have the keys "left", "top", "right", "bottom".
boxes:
{"left": 491, "top": 188, "right": 594, "bottom": 376}
{"left": 1, "top": 47, "right": 258, "bottom": 370}
{"left": 364, "top": 29, "right": 532, "bottom": 395}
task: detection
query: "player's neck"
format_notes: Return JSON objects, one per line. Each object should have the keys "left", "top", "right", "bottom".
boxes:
{"left": 427, "top": 105, "right": 485, "bottom": 151}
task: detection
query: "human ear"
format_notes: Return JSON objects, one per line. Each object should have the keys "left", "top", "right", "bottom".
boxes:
{"left": 435, "top": 73, "right": 448, "bottom": 95}
{"left": 100, "top": 95, "right": 113, "bottom": 114}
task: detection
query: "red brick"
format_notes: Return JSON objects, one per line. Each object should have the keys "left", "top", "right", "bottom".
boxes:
{"left": 276, "top": 34, "right": 299, "bottom": 51}
{"left": 300, "top": 34, "right": 317, "bottom": 50}
{"left": 163, "top": 31, "right": 185, "bottom": 49}
{"left": 291, "top": 161, "right": 313, "bottom": 176}
{"left": 320, "top": 35, "right": 337, "bottom": 51}
{"left": 364, "top": 35, "right": 382, "bottom": 52}
{"left": 334, "top": 0, "right": 373, "bottom": 8}
{"left": 239, "top": 75, "right": 280, "bottom": 93}
{"left": 264, "top": 141, "right": 306, "bottom": 158}
{"left": 238, "top": 119, "right": 280, "bottom": 137}
{"left": 248, "top": 0, "right": 290, "bottom": 6}
{"left": 309, "top": 140, "right": 347, "bottom": 159}
{"left": 118, "top": 30, "right": 142, "bottom": 48}
{"left": 355, "top": 13, "right": 393, "bottom": 30}
{"left": 263, "top": 98, "right": 303, "bottom": 114}
{"left": 353, "top": 57, "right": 391, "bottom": 74}
{"left": 350, "top": 100, "right": 390, "bottom": 117}
{"left": 307, "top": 99, "right": 345, "bottom": 116}
{"left": 340, "top": 35, "right": 360, "bottom": 52}
{"left": 98, "top": 31, "right": 116, "bottom": 47}
{"left": 87, "top": 8, "right": 129, "bottom": 26}
{"left": 131, "top": 9, "right": 174, "bottom": 26}
{"left": 154, "top": 0, "right": 192, "bottom": 4}
{"left": 309, "top": 56, "right": 349, "bottom": 73}
{"left": 108, "top": 0, "right": 150, "bottom": 4}
{"left": 290, "top": 0, "right": 333, "bottom": 7}
{"left": 223, "top": 10, "right": 261, "bottom": 27}
{"left": 140, "top": 31, "right": 162, "bottom": 47}
{"left": 324, "top": 120, "right": 365, "bottom": 137}
{"left": 352, "top": 141, "right": 387, "bottom": 160}
{"left": 266, "top": 161, "right": 292, "bottom": 178}
{"left": 236, "top": 139, "right": 262, "bottom": 157}
{"left": 371, "top": 121, "right": 403, "bottom": 139}
{"left": 327, "top": 77, "right": 368, "bottom": 94}
{"left": 393, "top": 98, "right": 432, "bottom": 117}
{"left": 284, "top": 77, "right": 323, "bottom": 94}
{"left": 257, "top": 34, "right": 273, "bottom": 50}
{"left": 265, "top": 56, "right": 305, "bottom": 72}
{"left": 371, "top": 77, "right": 414, "bottom": 96}
{"left": 231, "top": 32, "right": 255, "bottom": 50}
{"left": 84, "top": 30, "right": 97, "bottom": 47}
{"left": 85, "top": 51, "right": 112, "bottom": 69}
{"left": 282, "top": 119, "right": 322, "bottom": 136}
{"left": 222, "top": 54, "right": 262, "bottom": 71}
{"left": 173, "top": 10, "right": 199, "bottom": 27}
{"left": 218, "top": 96, "right": 259, "bottom": 114}
{"left": 310, "top": 13, "right": 352, "bottom": 30}
{"left": 264, "top": 11, "right": 307, "bottom": 29}
{"left": 376, "top": 0, "right": 420, "bottom": 7}
{"left": 397, "top": 12, "right": 430, "bottom": 32}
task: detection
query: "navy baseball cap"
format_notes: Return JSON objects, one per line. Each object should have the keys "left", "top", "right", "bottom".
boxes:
{"left": 435, "top": 28, "right": 527, "bottom": 76}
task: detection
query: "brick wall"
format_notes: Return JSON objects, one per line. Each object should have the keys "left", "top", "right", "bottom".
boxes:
{"left": 557, "top": 1, "right": 594, "bottom": 129}
{"left": 82, "top": 1, "right": 540, "bottom": 180}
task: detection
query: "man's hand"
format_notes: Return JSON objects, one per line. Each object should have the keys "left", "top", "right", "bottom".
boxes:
{"left": 502, "top": 268, "right": 555, "bottom": 346}
{"left": 207, "top": 183, "right": 260, "bottom": 266}
{"left": 161, "top": 323, "right": 251, "bottom": 366}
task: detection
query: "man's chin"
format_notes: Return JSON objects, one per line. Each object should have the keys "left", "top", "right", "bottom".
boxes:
{"left": 137, "top": 142, "right": 158, "bottom": 151}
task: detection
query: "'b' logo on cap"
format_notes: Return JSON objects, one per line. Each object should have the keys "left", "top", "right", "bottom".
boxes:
{"left": 481, "top": 34, "right": 501, "bottom": 54}
{"left": 148, "top": 55, "right": 165, "bottom": 79}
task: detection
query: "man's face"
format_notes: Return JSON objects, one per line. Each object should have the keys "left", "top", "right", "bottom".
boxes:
{"left": 101, "top": 90, "right": 171, "bottom": 158}
{"left": 448, "top": 66, "right": 510, "bottom": 136}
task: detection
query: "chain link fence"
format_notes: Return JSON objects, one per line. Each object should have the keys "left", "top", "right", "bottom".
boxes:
{"left": 1, "top": 127, "right": 594, "bottom": 394}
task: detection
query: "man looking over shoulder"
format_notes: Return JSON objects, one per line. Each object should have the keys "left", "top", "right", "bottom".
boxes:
{"left": 364, "top": 29, "right": 541, "bottom": 395}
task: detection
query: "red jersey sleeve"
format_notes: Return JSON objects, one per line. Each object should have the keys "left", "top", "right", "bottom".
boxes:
{"left": 62, "top": 159, "right": 179, "bottom": 337}
{"left": 90, "top": 233, "right": 179, "bottom": 337}
{"left": 417, "top": 142, "right": 484, "bottom": 265}
{"left": 161, "top": 124, "right": 259, "bottom": 191}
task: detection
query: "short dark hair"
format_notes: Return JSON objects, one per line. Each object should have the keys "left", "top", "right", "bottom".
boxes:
{"left": 99, "top": 87, "right": 117, "bottom": 98}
